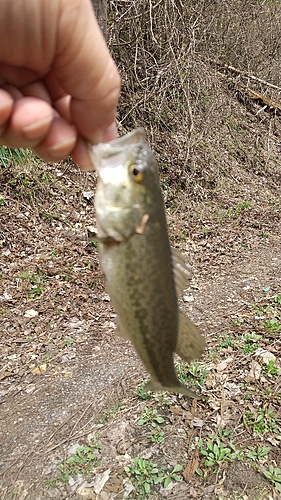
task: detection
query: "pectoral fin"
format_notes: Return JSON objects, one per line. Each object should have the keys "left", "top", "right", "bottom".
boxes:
{"left": 171, "top": 247, "right": 193, "bottom": 297}
{"left": 175, "top": 310, "right": 205, "bottom": 363}
{"left": 144, "top": 378, "right": 201, "bottom": 399}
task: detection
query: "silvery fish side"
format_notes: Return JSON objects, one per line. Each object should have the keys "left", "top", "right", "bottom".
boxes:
{"left": 89, "top": 129, "right": 205, "bottom": 397}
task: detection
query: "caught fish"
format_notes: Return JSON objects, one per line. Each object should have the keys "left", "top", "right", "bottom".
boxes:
{"left": 88, "top": 129, "right": 205, "bottom": 397}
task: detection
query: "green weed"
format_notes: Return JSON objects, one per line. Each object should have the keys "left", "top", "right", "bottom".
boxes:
{"left": 162, "top": 464, "right": 183, "bottom": 488}
{"left": 244, "top": 408, "right": 278, "bottom": 434}
{"left": 148, "top": 428, "right": 165, "bottom": 443}
{"left": 218, "top": 334, "right": 234, "bottom": 349}
{"left": 124, "top": 458, "right": 164, "bottom": 498}
{"left": 101, "top": 401, "right": 121, "bottom": 423}
{"left": 0, "top": 146, "right": 34, "bottom": 168}
{"left": 198, "top": 436, "right": 235, "bottom": 468}
{"left": 137, "top": 407, "right": 165, "bottom": 427}
{"left": 20, "top": 269, "right": 48, "bottom": 299}
{"left": 43, "top": 479, "right": 57, "bottom": 490}
{"left": 246, "top": 446, "right": 271, "bottom": 462}
{"left": 58, "top": 439, "right": 101, "bottom": 482}
{"left": 64, "top": 337, "right": 74, "bottom": 348}
{"left": 124, "top": 458, "right": 182, "bottom": 499}
{"left": 242, "top": 332, "right": 262, "bottom": 354}
{"left": 135, "top": 380, "right": 151, "bottom": 400}
{"left": 263, "top": 319, "right": 281, "bottom": 333}
{"left": 176, "top": 361, "right": 207, "bottom": 389}
{"left": 274, "top": 294, "right": 281, "bottom": 304}
{"left": 263, "top": 465, "right": 281, "bottom": 492}
{"left": 262, "top": 360, "right": 281, "bottom": 378}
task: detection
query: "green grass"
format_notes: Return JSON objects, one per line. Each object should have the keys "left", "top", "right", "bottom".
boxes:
{"left": 0, "top": 146, "right": 35, "bottom": 168}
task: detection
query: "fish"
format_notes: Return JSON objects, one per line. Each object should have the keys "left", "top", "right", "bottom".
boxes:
{"left": 88, "top": 129, "right": 205, "bottom": 398}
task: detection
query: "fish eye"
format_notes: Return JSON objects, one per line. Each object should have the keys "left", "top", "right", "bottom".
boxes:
{"left": 129, "top": 163, "right": 145, "bottom": 183}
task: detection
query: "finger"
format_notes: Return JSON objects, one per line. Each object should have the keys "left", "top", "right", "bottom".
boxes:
{"left": 71, "top": 121, "right": 117, "bottom": 170}
{"left": 0, "top": 88, "right": 13, "bottom": 133}
{"left": 21, "top": 81, "right": 52, "bottom": 104}
{"left": 34, "top": 115, "right": 77, "bottom": 161}
{"left": 0, "top": 62, "right": 41, "bottom": 87}
{"left": 1, "top": 96, "right": 54, "bottom": 148}
{"left": 2, "top": 83, "right": 23, "bottom": 100}
{"left": 71, "top": 136, "right": 93, "bottom": 170}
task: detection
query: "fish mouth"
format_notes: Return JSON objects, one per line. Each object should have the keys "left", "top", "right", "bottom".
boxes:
{"left": 88, "top": 129, "right": 146, "bottom": 172}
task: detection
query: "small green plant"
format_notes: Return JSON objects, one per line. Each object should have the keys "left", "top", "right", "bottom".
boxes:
{"left": 274, "top": 294, "right": 281, "bottom": 305}
{"left": 162, "top": 464, "right": 183, "bottom": 488}
{"left": 246, "top": 446, "right": 271, "bottom": 462}
{"left": 20, "top": 269, "right": 48, "bottom": 299}
{"left": 262, "top": 360, "right": 281, "bottom": 378}
{"left": 244, "top": 408, "right": 277, "bottom": 434}
{"left": 218, "top": 334, "right": 234, "bottom": 349}
{"left": 263, "top": 319, "right": 281, "bottom": 333}
{"left": 58, "top": 439, "right": 101, "bottom": 482}
{"left": 0, "top": 145, "right": 34, "bottom": 167}
{"left": 124, "top": 458, "right": 182, "bottom": 498}
{"left": 101, "top": 401, "right": 121, "bottom": 423}
{"left": 153, "top": 393, "right": 172, "bottom": 408}
{"left": 242, "top": 331, "right": 262, "bottom": 353}
{"left": 137, "top": 407, "right": 165, "bottom": 427}
{"left": 43, "top": 479, "right": 57, "bottom": 490}
{"left": 0, "top": 197, "right": 5, "bottom": 206}
{"left": 124, "top": 458, "right": 164, "bottom": 498}
{"left": 176, "top": 361, "right": 207, "bottom": 389}
{"left": 135, "top": 381, "right": 151, "bottom": 400}
{"left": 263, "top": 465, "right": 281, "bottom": 492}
{"left": 90, "top": 240, "right": 98, "bottom": 252}
{"left": 198, "top": 436, "right": 235, "bottom": 468}
{"left": 64, "top": 337, "right": 74, "bottom": 348}
{"left": 148, "top": 428, "right": 165, "bottom": 443}
{"left": 62, "top": 266, "right": 74, "bottom": 282}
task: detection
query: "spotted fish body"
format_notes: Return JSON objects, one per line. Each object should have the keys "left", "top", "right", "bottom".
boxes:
{"left": 89, "top": 129, "right": 205, "bottom": 397}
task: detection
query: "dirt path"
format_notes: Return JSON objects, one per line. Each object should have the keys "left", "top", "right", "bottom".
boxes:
{"left": 1, "top": 236, "right": 280, "bottom": 500}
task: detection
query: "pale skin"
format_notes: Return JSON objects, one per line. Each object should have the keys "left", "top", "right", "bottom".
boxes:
{"left": 0, "top": 0, "right": 121, "bottom": 169}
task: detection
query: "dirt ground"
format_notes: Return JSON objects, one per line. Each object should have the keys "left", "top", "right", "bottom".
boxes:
{"left": 0, "top": 151, "right": 280, "bottom": 500}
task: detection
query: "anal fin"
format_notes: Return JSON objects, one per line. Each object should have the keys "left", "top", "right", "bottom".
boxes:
{"left": 175, "top": 310, "right": 205, "bottom": 363}
{"left": 171, "top": 247, "right": 193, "bottom": 297}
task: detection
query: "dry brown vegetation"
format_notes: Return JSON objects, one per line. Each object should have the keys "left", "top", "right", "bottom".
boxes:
{"left": 0, "top": 1, "right": 281, "bottom": 499}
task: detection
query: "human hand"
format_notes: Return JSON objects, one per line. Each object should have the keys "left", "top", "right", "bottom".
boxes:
{"left": 0, "top": 0, "right": 120, "bottom": 169}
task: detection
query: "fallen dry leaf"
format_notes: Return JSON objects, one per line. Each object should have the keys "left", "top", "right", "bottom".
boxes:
{"left": 183, "top": 449, "right": 199, "bottom": 482}
{"left": 248, "top": 360, "right": 262, "bottom": 381}
{"left": 31, "top": 363, "right": 47, "bottom": 375}
{"left": 24, "top": 309, "right": 39, "bottom": 318}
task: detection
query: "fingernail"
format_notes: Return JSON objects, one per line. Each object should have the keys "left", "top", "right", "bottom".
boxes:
{"left": 0, "top": 97, "right": 13, "bottom": 111}
{"left": 22, "top": 116, "right": 53, "bottom": 139}
{"left": 46, "top": 136, "right": 76, "bottom": 158}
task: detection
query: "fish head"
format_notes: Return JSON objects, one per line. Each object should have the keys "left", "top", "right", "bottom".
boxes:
{"left": 89, "top": 129, "right": 159, "bottom": 241}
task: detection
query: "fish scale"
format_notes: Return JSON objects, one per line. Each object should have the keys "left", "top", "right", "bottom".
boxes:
{"left": 89, "top": 129, "right": 205, "bottom": 397}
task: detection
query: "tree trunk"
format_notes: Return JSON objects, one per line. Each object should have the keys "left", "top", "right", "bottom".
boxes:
{"left": 91, "top": 0, "right": 107, "bottom": 39}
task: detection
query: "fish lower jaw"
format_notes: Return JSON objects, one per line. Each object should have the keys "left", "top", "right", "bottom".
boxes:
{"left": 144, "top": 379, "right": 200, "bottom": 399}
